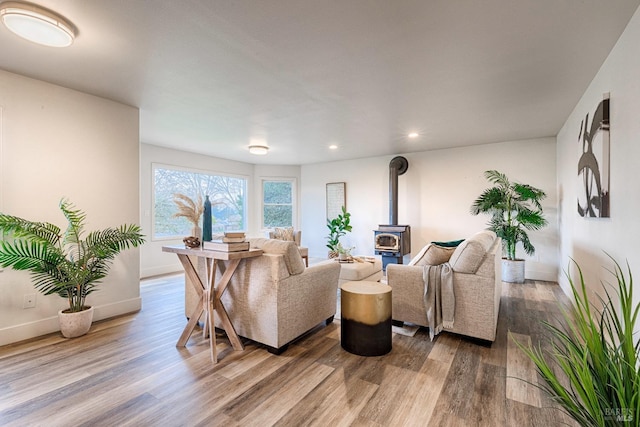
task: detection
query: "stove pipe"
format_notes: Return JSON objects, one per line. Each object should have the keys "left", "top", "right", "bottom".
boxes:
{"left": 388, "top": 156, "right": 409, "bottom": 225}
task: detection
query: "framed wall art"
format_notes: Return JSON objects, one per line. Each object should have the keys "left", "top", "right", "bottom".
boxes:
{"left": 577, "top": 92, "right": 610, "bottom": 218}
{"left": 326, "top": 182, "right": 346, "bottom": 220}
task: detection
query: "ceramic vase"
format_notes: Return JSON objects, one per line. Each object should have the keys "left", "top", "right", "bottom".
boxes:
{"left": 203, "top": 195, "right": 212, "bottom": 241}
{"left": 58, "top": 306, "right": 94, "bottom": 338}
{"left": 502, "top": 259, "right": 525, "bottom": 283}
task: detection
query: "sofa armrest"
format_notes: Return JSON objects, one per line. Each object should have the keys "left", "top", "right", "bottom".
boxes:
{"left": 386, "top": 264, "right": 427, "bottom": 326}
{"left": 276, "top": 261, "right": 341, "bottom": 346}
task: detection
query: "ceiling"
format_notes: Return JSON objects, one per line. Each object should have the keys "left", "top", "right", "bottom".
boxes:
{"left": 0, "top": 1, "right": 638, "bottom": 165}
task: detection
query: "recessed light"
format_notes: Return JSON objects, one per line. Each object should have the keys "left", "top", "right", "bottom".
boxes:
{"left": 408, "top": 132, "right": 419, "bottom": 139}
{"left": 0, "top": 1, "right": 76, "bottom": 47}
{"left": 329, "top": 144, "right": 338, "bottom": 150}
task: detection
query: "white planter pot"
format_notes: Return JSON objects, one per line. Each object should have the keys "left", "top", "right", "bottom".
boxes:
{"left": 502, "top": 259, "right": 525, "bottom": 283}
{"left": 58, "top": 306, "right": 94, "bottom": 338}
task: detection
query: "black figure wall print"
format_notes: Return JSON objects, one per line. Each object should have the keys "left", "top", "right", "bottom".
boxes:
{"left": 577, "top": 93, "right": 610, "bottom": 218}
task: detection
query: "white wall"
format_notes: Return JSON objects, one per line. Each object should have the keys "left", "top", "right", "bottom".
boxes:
{"left": 302, "top": 138, "right": 558, "bottom": 281}
{"left": 557, "top": 6, "right": 640, "bottom": 305}
{"left": 0, "top": 70, "right": 140, "bottom": 345}
{"left": 139, "top": 144, "right": 301, "bottom": 277}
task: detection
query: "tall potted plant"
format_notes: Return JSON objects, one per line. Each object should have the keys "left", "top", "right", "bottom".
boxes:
{"left": 470, "top": 170, "right": 547, "bottom": 283}
{"left": 0, "top": 199, "right": 145, "bottom": 338}
{"left": 326, "top": 206, "right": 352, "bottom": 258}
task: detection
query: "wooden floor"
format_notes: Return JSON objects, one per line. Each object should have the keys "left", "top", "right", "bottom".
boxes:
{"left": 0, "top": 274, "right": 579, "bottom": 426}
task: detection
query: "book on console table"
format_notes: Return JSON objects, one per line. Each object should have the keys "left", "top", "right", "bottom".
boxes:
{"left": 221, "top": 231, "right": 246, "bottom": 243}
{"left": 224, "top": 232, "right": 245, "bottom": 238}
{"left": 203, "top": 240, "right": 250, "bottom": 252}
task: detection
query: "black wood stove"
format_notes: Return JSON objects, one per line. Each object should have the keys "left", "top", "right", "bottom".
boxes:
{"left": 374, "top": 156, "right": 411, "bottom": 271}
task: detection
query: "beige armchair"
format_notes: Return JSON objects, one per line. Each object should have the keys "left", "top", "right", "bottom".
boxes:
{"left": 185, "top": 238, "right": 340, "bottom": 354}
{"left": 268, "top": 228, "right": 308, "bottom": 266}
{"left": 386, "top": 230, "right": 501, "bottom": 342}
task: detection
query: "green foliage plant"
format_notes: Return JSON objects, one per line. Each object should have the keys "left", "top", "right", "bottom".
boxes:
{"left": 470, "top": 170, "right": 547, "bottom": 260}
{"left": 336, "top": 242, "right": 355, "bottom": 256}
{"left": 0, "top": 199, "right": 145, "bottom": 313}
{"left": 515, "top": 257, "right": 640, "bottom": 426}
{"left": 326, "top": 206, "right": 352, "bottom": 252}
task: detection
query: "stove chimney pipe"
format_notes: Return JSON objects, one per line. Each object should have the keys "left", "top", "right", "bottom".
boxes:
{"left": 388, "top": 156, "right": 409, "bottom": 225}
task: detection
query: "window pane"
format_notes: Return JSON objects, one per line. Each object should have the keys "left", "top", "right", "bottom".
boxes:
{"left": 264, "top": 205, "right": 292, "bottom": 228}
{"left": 263, "top": 181, "right": 292, "bottom": 204}
{"left": 153, "top": 166, "right": 247, "bottom": 239}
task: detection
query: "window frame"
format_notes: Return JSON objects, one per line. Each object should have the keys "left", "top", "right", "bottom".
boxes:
{"left": 151, "top": 163, "right": 249, "bottom": 241}
{"left": 261, "top": 177, "right": 297, "bottom": 230}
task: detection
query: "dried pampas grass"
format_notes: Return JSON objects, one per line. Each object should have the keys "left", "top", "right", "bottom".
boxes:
{"left": 172, "top": 193, "right": 204, "bottom": 226}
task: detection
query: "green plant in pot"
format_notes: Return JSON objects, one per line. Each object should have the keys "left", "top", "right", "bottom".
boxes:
{"left": 0, "top": 199, "right": 145, "bottom": 338}
{"left": 336, "top": 242, "right": 355, "bottom": 261}
{"left": 515, "top": 258, "right": 639, "bottom": 426}
{"left": 470, "top": 170, "right": 547, "bottom": 283}
{"left": 326, "top": 206, "right": 352, "bottom": 258}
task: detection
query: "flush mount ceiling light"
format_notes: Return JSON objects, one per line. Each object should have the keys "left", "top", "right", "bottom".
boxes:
{"left": 248, "top": 142, "right": 269, "bottom": 155}
{"left": 0, "top": 1, "right": 76, "bottom": 47}
{"left": 408, "top": 132, "right": 419, "bottom": 139}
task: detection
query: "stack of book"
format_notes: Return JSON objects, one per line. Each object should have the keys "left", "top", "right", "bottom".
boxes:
{"left": 203, "top": 232, "right": 249, "bottom": 252}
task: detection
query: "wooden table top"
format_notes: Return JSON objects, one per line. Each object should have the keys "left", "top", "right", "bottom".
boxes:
{"left": 162, "top": 245, "right": 263, "bottom": 260}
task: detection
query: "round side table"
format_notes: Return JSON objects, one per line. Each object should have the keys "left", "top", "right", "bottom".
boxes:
{"left": 340, "top": 280, "right": 392, "bottom": 356}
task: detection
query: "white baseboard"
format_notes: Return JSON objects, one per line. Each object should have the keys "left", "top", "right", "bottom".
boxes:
{"left": 0, "top": 297, "right": 142, "bottom": 347}
{"left": 141, "top": 265, "right": 182, "bottom": 279}
{"left": 525, "top": 266, "right": 558, "bottom": 282}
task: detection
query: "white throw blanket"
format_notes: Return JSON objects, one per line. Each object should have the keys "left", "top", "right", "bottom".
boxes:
{"left": 422, "top": 263, "right": 454, "bottom": 341}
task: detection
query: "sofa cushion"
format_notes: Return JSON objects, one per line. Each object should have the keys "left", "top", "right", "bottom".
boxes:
{"left": 408, "top": 244, "right": 455, "bottom": 266}
{"left": 249, "top": 238, "right": 305, "bottom": 275}
{"left": 339, "top": 259, "right": 383, "bottom": 281}
{"left": 272, "top": 226, "right": 295, "bottom": 241}
{"left": 448, "top": 230, "right": 496, "bottom": 273}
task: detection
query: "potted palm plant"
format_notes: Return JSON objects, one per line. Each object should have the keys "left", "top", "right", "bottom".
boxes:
{"left": 0, "top": 199, "right": 145, "bottom": 338}
{"left": 470, "top": 170, "right": 547, "bottom": 283}
{"left": 326, "top": 206, "right": 352, "bottom": 258}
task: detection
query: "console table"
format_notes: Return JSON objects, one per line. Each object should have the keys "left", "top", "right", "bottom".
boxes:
{"left": 162, "top": 245, "right": 263, "bottom": 363}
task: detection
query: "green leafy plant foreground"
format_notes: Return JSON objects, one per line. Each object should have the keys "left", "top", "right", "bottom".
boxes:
{"left": 515, "top": 258, "right": 640, "bottom": 426}
{"left": 0, "top": 199, "right": 145, "bottom": 312}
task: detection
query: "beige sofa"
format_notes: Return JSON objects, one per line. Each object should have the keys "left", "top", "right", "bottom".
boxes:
{"left": 386, "top": 230, "right": 501, "bottom": 342}
{"left": 185, "top": 238, "right": 340, "bottom": 354}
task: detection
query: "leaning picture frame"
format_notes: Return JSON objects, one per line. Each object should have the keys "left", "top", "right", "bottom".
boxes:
{"left": 326, "top": 182, "right": 346, "bottom": 220}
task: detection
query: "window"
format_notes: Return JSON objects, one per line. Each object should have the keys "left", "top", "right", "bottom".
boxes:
{"left": 262, "top": 179, "right": 295, "bottom": 228}
{"left": 153, "top": 164, "right": 247, "bottom": 240}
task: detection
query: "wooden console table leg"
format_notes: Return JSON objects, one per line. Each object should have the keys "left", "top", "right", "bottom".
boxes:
{"left": 213, "top": 258, "right": 244, "bottom": 351}
{"left": 175, "top": 254, "right": 205, "bottom": 347}
{"left": 178, "top": 303, "right": 204, "bottom": 347}
{"left": 205, "top": 257, "right": 218, "bottom": 362}
{"left": 163, "top": 245, "right": 263, "bottom": 363}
